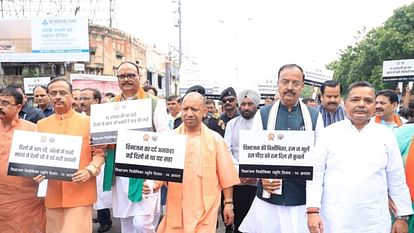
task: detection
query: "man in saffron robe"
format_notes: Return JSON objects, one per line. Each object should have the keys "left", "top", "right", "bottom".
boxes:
{"left": 156, "top": 92, "right": 240, "bottom": 233}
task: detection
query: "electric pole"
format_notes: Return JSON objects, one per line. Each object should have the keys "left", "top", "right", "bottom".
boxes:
{"left": 177, "top": 0, "right": 182, "bottom": 94}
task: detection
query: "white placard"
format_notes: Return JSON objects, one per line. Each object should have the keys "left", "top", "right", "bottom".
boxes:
{"left": 90, "top": 99, "right": 153, "bottom": 145}
{"left": 257, "top": 79, "right": 277, "bottom": 98}
{"left": 303, "top": 67, "right": 334, "bottom": 87}
{"left": 239, "top": 130, "right": 314, "bottom": 180}
{"left": 115, "top": 130, "right": 186, "bottom": 182}
{"left": 8, "top": 130, "right": 82, "bottom": 181}
{"left": 23, "top": 77, "right": 51, "bottom": 94}
{"left": 383, "top": 59, "right": 414, "bottom": 82}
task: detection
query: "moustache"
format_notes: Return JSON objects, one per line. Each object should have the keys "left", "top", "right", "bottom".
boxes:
{"left": 121, "top": 80, "right": 134, "bottom": 85}
{"left": 53, "top": 100, "right": 64, "bottom": 105}
{"left": 241, "top": 110, "right": 252, "bottom": 114}
{"left": 375, "top": 108, "right": 384, "bottom": 112}
{"left": 328, "top": 102, "right": 338, "bottom": 105}
{"left": 284, "top": 91, "right": 295, "bottom": 96}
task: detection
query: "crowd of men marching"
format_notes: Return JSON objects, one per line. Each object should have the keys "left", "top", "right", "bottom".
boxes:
{"left": 1, "top": 62, "right": 414, "bottom": 233}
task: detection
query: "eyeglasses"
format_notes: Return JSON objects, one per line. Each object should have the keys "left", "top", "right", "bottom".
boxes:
{"left": 279, "top": 79, "right": 302, "bottom": 88}
{"left": 117, "top": 73, "right": 138, "bottom": 80}
{"left": 0, "top": 100, "right": 17, "bottom": 108}
{"left": 49, "top": 90, "right": 70, "bottom": 97}
{"left": 79, "top": 97, "right": 92, "bottom": 101}
{"left": 222, "top": 97, "right": 236, "bottom": 104}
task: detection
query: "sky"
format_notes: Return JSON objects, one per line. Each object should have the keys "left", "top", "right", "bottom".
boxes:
{"left": 116, "top": 0, "right": 413, "bottom": 91}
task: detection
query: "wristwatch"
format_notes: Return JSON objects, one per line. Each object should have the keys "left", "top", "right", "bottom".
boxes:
{"left": 396, "top": 215, "right": 409, "bottom": 221}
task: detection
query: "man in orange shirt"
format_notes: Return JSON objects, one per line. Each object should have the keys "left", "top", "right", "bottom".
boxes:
{"left": 34, "top": 78, "right": 105, "bottom": 233}
{"left": 155, "top": 92, "right": 240, "bottom": 233}
{"left": 374, "top": 89, "right": 403, "bottom": 128}
{"left": 0, "top": 87, "right": 45, "bottom": 233}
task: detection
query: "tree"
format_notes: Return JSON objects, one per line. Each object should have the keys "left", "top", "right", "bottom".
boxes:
{"left": 328, "top": 3, "right": 414, "bottom": 94}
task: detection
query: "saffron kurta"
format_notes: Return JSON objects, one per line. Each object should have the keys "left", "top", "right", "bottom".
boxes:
{"left": 0, "top": 116, "right": 45, "bottom": 233}
{"left": 157, "top": 124, "right": 240, "bottom": 233}
{"left": 37, "top": 110, "right": 103, "bottom": 208}
{"left": 307, "top": 119, "right": 413, "bottom": 233}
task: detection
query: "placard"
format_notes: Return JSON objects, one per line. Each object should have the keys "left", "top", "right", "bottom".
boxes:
{"left": 115, "top": 130, "right": 186, "bottom": 182}
{"left": 239, "top": 130, "right": 314, "bottom": 180}
{"left": 23, "top": 77, "right": 51, "bottom": 94}
{"left": 303, "top": 67, "right": 334, "bottom": 87}
{"left": 382, "top": 59, "right": 414, "bottom": 82}
{"left": 90, "top": 99, "right": 152, "bottom": 145}
{"left": 8, "top": 130, "right": 82, "bottom": 181}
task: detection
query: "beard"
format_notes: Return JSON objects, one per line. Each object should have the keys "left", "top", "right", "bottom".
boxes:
{"left": 241, "top": 110, "right": 256, "bottom": 119}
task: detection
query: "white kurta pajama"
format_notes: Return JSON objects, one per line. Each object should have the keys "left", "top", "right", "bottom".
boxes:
{"left": 307, "top": 119, "right": 413, "bottom": 233}
{"left": 94, "top": 164, "right": 112, "bottom": 210}
{"left": 111, "top": 99, "right": 170, "bottom": 233}
{"left": 240, "top": 101, "right": 324, "bottom": 233}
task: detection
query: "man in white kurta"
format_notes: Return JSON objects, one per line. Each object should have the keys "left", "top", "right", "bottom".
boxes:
{"left": 306, "top": 81, "right": 413, "bottom": 233}
{"left": 106, "top": 62, "right": 170, "bottom": 233}
{"left": 224, "top": 89, "right": 261, "bottom": 233}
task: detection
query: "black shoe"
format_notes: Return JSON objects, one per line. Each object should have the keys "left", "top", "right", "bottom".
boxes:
{"left": 97, "top": 224, "right": 112, "bottom": 233}
{"left": 92, "top": 218, "right": 99, "bottom": 223}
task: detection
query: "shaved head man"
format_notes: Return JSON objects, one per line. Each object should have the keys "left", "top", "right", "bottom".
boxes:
{"left": 157, "top": 92, "right": 239, "bottom": 233}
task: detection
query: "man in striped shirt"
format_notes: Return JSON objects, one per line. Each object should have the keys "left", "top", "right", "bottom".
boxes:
{"left": 316, "top": 80, "right": 345, "bottom": 127}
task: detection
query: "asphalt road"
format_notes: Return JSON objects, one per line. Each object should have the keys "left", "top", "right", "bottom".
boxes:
{"left": 92, "top": 210, "right": 227, "bottom": 233}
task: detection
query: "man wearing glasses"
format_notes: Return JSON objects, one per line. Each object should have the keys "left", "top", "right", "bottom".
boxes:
{"left": 103, "top": 61, "right": 169, "bottom": 233}
{"left": 0, "top": 87, "right": 46, "bottom": 232}
{"left": 7, "top": 83, "right": 45, "bottom": 124}
{"left": 33, "top": 78, "right": 105, "bottom": 233}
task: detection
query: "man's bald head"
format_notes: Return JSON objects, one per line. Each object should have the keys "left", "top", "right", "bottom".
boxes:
{"left": 181, "top": 92, "right": 206, "bottom": 132}
{"left": 182, "top": 92, "right": 205, "bottom": 106}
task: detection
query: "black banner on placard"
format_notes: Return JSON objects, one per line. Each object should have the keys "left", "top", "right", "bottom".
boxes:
{"left": 8, "top": 163, "right": 77, "bottom": 181}
{"left": 382, "top": 75, "right": 414, "bottom": 82}
{"left": 91, "top": 127, "right": 153, "bottom": 145}
{"left": 239, "top": 164, "right": 313, "bottom": 180}
{"left": 114, "top": 163, "right": 183, "bottom": 183}
{"left": 91, "top": 131, "right": 118, "bottom": 145}
{"left": 304, "top": 79, "right": 323, "bottom": 87}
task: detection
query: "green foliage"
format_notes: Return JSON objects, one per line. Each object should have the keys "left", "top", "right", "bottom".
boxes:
{"left": 301, "top": 85, "right": 314, "bottom": 98}
{"left": 22, "top": 67, "right": 40, "bottom": 77}
{"left": 329, "top": 3, "right": 414, "bottom": 92}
